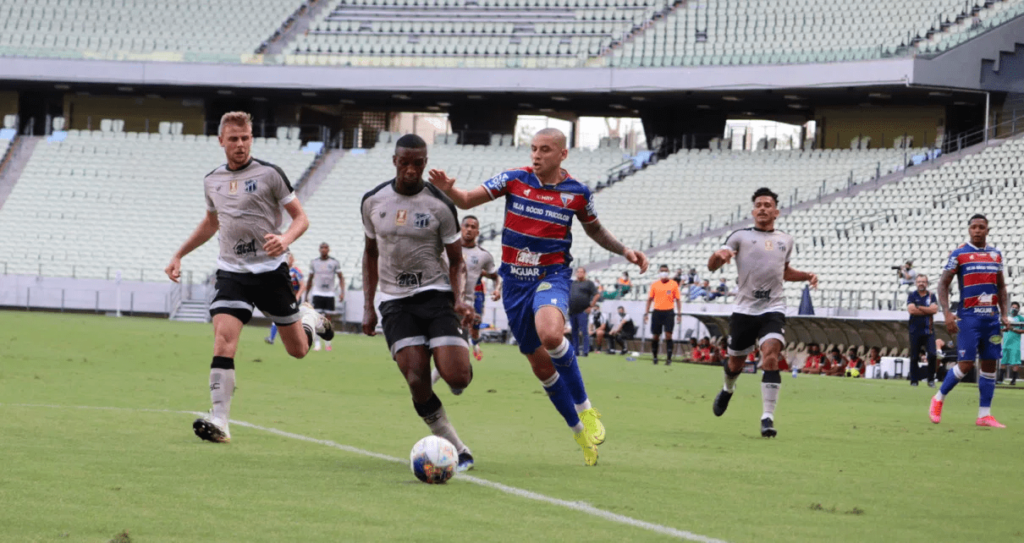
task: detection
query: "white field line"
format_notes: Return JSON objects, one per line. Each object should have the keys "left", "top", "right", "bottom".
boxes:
{"left": 2, "top": 403, "right": 727, "bottom": 543}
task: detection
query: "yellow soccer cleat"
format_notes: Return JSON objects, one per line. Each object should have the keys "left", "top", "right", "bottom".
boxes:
{"left": 579, "top": 408, "right": 605, "bottom": 445}
{"left": 573, "top": 430, "right": 599, "bottom": 466}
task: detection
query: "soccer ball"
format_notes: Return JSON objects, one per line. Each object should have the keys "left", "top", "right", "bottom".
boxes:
{"left": 410, "top": 435, "right": 458, "bottom": 484}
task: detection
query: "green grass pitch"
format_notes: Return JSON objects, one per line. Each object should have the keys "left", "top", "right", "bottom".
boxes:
{"left": 2, "top": 311, "right": 1023, "bottom": 542}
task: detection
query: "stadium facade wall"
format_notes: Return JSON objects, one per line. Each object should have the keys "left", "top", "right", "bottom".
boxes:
{"left": 0, "top": 274, "right": 176, "bottom": 315}
{"left": 0, "top": 55, "right": 918, "bottom": 93}
{"left": 913, "top": 14, "right": 1024, "bottom": 93}
{"left": 62, "top": 95, "right": 206, "bottom": 134}
{"left": 0, "top": 91, "right": 17, "bottom": 118}
{"left": 815, "top": 105, "right": 946, "bottom": 150}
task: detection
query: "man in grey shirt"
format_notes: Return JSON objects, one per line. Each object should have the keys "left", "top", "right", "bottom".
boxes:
{"left": 707, "top": 187, "right": 817, "bottom": 438}
{"left": 569, "top": 267, "right": 600, "bottom": 356}
{"left": 361, "top": 134, "right": 476, "bottom": 472}
{"left": 165, "top": 111, "right": 332, "bottom": 445}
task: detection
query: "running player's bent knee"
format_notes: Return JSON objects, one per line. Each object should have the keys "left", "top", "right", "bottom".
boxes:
{"left": 284, "top": 341, "right": 308, "bottom": 359}
{"left": 537, "top": 328, "right": 565, "bottom": 351}
{"left": 761, "top": 351, "right": 779, "bottom": 370}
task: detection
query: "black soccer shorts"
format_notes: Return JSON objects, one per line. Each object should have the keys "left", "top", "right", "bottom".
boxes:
{"left": 727, "top": 311, "right": 786, "bottom": 356}
{"left": 379, "top": 290, "right": 467, "bottom": 360}
{"left": 650, "top": 309, "right": 675, "bottom": 336}
{"left": 312, "top": 295, "right": 336, "bottom": 312}
{"left": 209, "top": 263, "right": 300, "bottom": 326}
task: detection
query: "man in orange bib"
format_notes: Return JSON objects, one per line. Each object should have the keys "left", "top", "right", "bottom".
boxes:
{"left": 644, "top": 264, "right": 682, "bottom": 365}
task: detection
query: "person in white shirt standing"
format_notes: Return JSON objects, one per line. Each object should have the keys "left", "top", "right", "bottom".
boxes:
{"left": 306, "top": 242, "right": 345, "bottom": 352}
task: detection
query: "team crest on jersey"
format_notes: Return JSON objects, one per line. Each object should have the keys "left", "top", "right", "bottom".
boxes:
{"left": 764, "top": 240, "right": 774, "bottom": 251}
{"left": 560, "top": 193, "right": 575, "bottom": 207}
{"left": 396, "top": 210, "right": 408, "bottom": 225}
{"left": 413, "top": 212, "right": 431, "bottom": 229}
{"left": 244, "top": 180, "right": 257, "bottom": 193}
{"left": 990, "top": 335, "right": 1002, "bottom": 344}
{"left": 229, "top": 180, "right": 238, "bottom": 194}
{"left": 537, "top": 282, "right": 552, "bottom": 292}
{"left": 524, "top": 189, "right": 531, "bottom": 196}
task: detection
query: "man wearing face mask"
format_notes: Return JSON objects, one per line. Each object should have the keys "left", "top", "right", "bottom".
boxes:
{"left": 999, "top": 302, "right": 1024, "bottom": 385}
{"left": 907, "top": 274, "right": 939, "bottom": 387}
{"left": 644, "top": 264, "right": 682, "bottom": 365}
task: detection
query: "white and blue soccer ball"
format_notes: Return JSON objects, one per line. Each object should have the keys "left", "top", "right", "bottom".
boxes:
{"left": 410, "top": 436, "right": 458, "bottom": 484}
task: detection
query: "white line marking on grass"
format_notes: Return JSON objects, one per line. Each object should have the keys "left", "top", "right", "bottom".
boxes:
{"left": 4, "top": 403, "right": 726, "bottom": 543}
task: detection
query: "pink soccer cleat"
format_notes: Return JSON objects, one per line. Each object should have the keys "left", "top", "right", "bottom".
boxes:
{"left": 929, "top": 397, "right": 943, "bottom": 424}
{"left": 976, "top": 415, "right": 1005, "bottom": 428}
{"left": 326, "top": 344, "right": 332, "bottom": 352}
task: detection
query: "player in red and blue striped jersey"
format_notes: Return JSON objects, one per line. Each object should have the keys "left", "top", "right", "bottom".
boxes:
{"left": 429, "top": 128, "right": 648, "bottom": 465}
{"left": 932, "top": 214, "right": 1010, "bottom": 428}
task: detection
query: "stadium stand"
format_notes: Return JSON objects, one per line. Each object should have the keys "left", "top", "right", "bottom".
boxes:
{"left": 288, "top": 0, "right": 674, "bottom": 67}
{"left": 0, "top": 0, "right": 307, "bottom": 60}
{"left": 589, "top": 134, "right": 1024, "bottom": 311}
{"left": 0, "top": 130, "right": 319, "bottom": 281}
{"left": 285, "top": 0, "right": 1024, "bottom": 67}
{"left": 608, "top": 0, "right": 1024, "bottom": 67}
{"left": 570, "top": 146, "right": 924, "bottom": 267}
{"left": 289, "top": 134, "right": 629, "bottom": 289}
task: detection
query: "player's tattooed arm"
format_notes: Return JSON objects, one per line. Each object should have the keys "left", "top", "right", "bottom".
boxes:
{"left": 583, "top": 220, "right": 649, "bottom": 273}
{"left": 362, "top": 236, "right": 380, "bottom": 336}
{"left": 937, "top": 268, "right": 958, "bottom": 335}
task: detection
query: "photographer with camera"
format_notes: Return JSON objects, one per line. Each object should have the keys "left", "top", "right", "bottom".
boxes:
{"left": 896, "top": 259, "right": 917, "bottom": 288}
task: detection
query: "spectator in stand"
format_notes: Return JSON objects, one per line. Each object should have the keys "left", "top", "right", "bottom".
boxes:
{"left": 713, "top": 337, "right": 728, "bottom": 365}
{"left": 800, "top": 343, "right": 826, "bottom": 374}
{"left": 616, "top": 272, "right": 632, "bottom": 298}
{"left": 685, "top": 267, "right": 701, "bottom": 287}
{"left": 606, "top": 306, "right": 636, "bottom": 354}
{"left": 672, "top": 267, "right": 685, "bottom": 285}
{"left": 935, "top": 339, "right": 953, "bottom": 381}
{"left": 899, "top": 259, "right": 918, "bottom": 287}
{"left": 845, "top": 347, "right": 865, "bottom": 377}
{"left": 777, "top": 353, "right": 790, "bottom": 372}
{"left": 568, "top": 267, "right": 600, "bottom": 357}
{"left": 688, "top": 280, "right": 710, "bottom": 302}
{"left": 689, "top": 338, "right": 700, "bottom": 362}
{"left": 713, "top": 277, "right": 729, "bottom": 301}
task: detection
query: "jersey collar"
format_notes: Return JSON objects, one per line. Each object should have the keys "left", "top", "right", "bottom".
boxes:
{"left": 227, "top": 159, "right": 253, "bottom": 172}
{"left": 753, "top": 227, "right": 775, "bottom": 233}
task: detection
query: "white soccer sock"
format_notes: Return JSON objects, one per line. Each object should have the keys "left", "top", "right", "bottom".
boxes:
{"left": 575, "top": 399, "right": 593, "bottom": 412}
{"left": 423, "top": 406, "right": 468, "bottom": 454}
{"left": 724, "top": 372, "right": 740, "bottom": 392}
{"left": 325, "top": 340, "right": 332, "bottom": 347}
{"left": 979, "top": 406, "right": 991, "bottom": 418}
{"left": 210, "top": 368, "right": 235, "bottom": 427}
{"left": 761, "top": 382, "right": 780, "bottom": 421}
{"left": 313, "top": 339, "right": 321, "bottom": 349}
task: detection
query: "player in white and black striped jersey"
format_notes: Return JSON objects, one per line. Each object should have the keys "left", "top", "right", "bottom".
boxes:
{"left": 706, "top": 187, "right": 818, "bottom": 438}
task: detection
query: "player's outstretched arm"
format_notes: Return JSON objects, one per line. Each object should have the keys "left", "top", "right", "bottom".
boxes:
{"left": 707, "top": 248, "right": 734, "bottom": 272}
{"left": 264, "top": 200, "right": 308, "bottom": 257}
{"left": 937, "top": 269, "right": 958, "bottom": 335}
{"left": 427, "top": 169, "right": 492, "bottom": 209}
{"left": 582, "top": 220, "right": 648, "bottom": 273}
{"left": 362, "top": 236, "right": 380, "bottom": 336}
{"left": 783, "top": 264, "right": 818, "bottom": 289}
{"left": 166, "top": 210, "right": 219, "bottom": 283}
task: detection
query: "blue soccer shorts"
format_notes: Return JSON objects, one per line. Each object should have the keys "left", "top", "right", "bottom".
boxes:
{"left": 473, "top": 291, "right": 486, "bottom": 329}
{"left": 956, "top": 316, "right": 1002, "bottom": 362}
{"left": 501, "top": 268, "right": 571, "bottom": 354}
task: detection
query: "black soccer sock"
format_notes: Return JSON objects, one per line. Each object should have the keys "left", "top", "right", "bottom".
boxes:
{"left": 303, "top": 327, "right": 313, "bottom": 348}
{"left": 1012, "top": 369, "right": 1018, "bottom": 384}
{"left": 998, "top": 368, "right": 1005, "bottom": 382}
{"left": 651, "top": 337, "right": 660, "bottom": 358}
{"left": 666, "top": 339, "right": 674, "bottom": 360}
{"left": 927, "top": 354, "right": 937, "bottom": 381}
